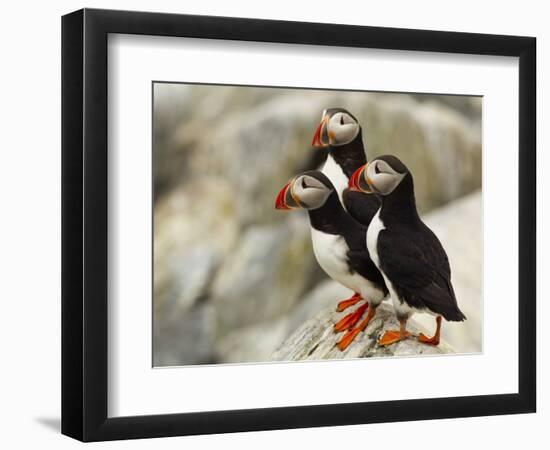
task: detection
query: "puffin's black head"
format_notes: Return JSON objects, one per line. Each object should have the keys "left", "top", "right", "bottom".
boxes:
{"left": 311, "top": 108, "right": 361, "bottom": 148}
{"left": 349, "top": 155, "right": 409, "bottom": 196}
{"left": 275, "top": 171, "right": 334, "bottom": 211}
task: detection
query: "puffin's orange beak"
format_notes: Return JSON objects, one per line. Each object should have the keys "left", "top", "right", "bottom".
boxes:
{"left": 311, "top": 116, "right": 329, "bottom": 148}
{"left": 349, "top": 166, "right": 364, "bottom": 191}
{"left": 349, "top": 164, "right": 371, "bottom": 193}
{"left": 275, "top": 182, "right": 292, "bottom": 210}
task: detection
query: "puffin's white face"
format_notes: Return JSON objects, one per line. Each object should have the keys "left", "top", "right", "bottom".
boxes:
{"left": 325, "top": 112, "right": 360, "bottom": 147}
{"left": 364, "top": 159, "right": 406, "bottom": 195}
{"left": 349, "top": 158, "right": 407, "bottom": 196}
{"left": 311, "top": 109, "right": 361, "bottom": 148}
{"left": 292, "top": 174, "right": 333, "bottom": 209}
{"left": 275, "top": 174, "right": 333, "bottom": 210}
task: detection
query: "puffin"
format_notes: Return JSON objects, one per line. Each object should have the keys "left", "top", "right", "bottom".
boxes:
{"left": 275, "top": 170, "right": 388, "bottom": 351}
{"left": 310, "top": 108, "right": 382, "bottom": 336}
{"left": 348, "top": 155, "right": 466, "bottom": 346}
{"left": 311, "top": 108, "right": 380, "bottom": 224}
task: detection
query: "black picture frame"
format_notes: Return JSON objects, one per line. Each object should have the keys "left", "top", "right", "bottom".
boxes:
{"left": 61, "top": 8, "right": 536, "bottom": 442}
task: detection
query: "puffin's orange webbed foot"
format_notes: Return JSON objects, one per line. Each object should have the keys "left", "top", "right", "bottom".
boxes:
{"left": 336, "top": 307, "right": 376, "bottom": 351}
{"left": 333, "top": 302, "right": 369, "bottom": 332}
{"left": 418, "top": 333, "right": 440, "bottom": 346}
{"left": 418, "top": 316, "right": 442, "bottom": 346}
{"left": 337, "top": 328, "right": 362, "bottom": 351}
{"left": 379, "top": 319, "right": 412, "bottom": 346}
{"left": 336, "top": 293, "right": 362, "bottom": 312}
{"left": 378, "top": 330, "right": 409, "bottom": 346}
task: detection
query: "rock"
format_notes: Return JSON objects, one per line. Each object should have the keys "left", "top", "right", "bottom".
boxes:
{"left": 154, "top": 245, "right": 219, "bottom": 330}
{"left": 211, "top": 215, "right": 317, "bottom": 336}
{"left": 271, "top": 303, "right": 453, "bottom": 362}
{"left": 215, "top": 318, "right": 290, "bottom": 364}
{"left": 411, "top": 94, "right": 482, "bottom": 121}
{"left": 153, "top": 180, "right": 240, "bottom": 319}
{"left": 214, "top": 280, "right": 351, "bottom": 363}
{"left": 286, "top": 280, "right": 353, "bottom": 336}
{"left": 153, "top": 303, "right": 217, "bottom": 366}
{"left": 188, "top": 93, "right": 332, "bottom": 225}
{"left": 355, "top": 94, "right": 481, "bottom": 214}
{"left": 153, "top": 180, "right": 240, "bottom": 364}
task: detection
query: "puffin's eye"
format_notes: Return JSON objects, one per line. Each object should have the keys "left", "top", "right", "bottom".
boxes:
{"left": 340, "top": 115, "right": 344, "bottom": 125}
{"left": 375, "top": 163, "right": 381, "bottom": 174}
{"left": 301, "top": 178, "right": 308, "bottom": 189}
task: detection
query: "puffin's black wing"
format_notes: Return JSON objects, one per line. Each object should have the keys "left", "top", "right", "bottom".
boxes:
{"left": 342, "top": 188, "right": 381, "bottom": 226}
{"left": 378, "top": 226, "right": 466, "bottom": 322}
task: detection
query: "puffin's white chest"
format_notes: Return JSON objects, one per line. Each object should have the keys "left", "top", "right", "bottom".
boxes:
{"left": 321, "top": 155, "right": 348, "bottom": 206}
{"left": 310, "top": 228, "right": 385, "bottom": 303}
{"left": 366, "top": 209, "right": 384, "bottom": 268}
{"left": 366, "top": 210, "right": 412, "bottom": 317}
{"left": 311, "top": 228, "right": 350, "bottom": 283}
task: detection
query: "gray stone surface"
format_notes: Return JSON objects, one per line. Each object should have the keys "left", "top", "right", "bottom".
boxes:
{"left": 215, "top": 318, "right": 290, "bottom": 364}
{"left": 153, "top": 303, "right": 217, "bottom": 366}
{"left": 215, "top": 280, "right": 353, "bottom": 363}
{"left": 271, "top": 303, "right": 452, "bottom": 362}
{"left": 153, "top": 180, "right": 239, "bottom": 319}
{"left": 211, "top": 216, "right": 317, "bottom": 335}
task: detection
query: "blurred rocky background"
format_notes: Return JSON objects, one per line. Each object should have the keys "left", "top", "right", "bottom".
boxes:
{"left": 153, "top": 83, "right": 482, "bottom": 366}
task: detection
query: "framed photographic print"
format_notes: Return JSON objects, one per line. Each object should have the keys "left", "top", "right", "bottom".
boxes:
{"left": 61, "top": 8, "right": 536, "bottom": 442}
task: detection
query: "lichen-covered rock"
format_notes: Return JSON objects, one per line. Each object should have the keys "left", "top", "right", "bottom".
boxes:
{"left": 211, "top": 215, "right": 317, "bottom": 335}
{"left": 271, "top": 303, "right": 453, "bottom": 361}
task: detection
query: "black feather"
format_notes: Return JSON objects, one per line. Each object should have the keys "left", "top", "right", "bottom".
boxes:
{"left": 342, "top": 188, "right": 381, "bottom": 227}
{"left": 373, "top": 161, "right": 466, "bottom": 321}
{"left": 307, "top": 185, "right": 388, "bottom": 297}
